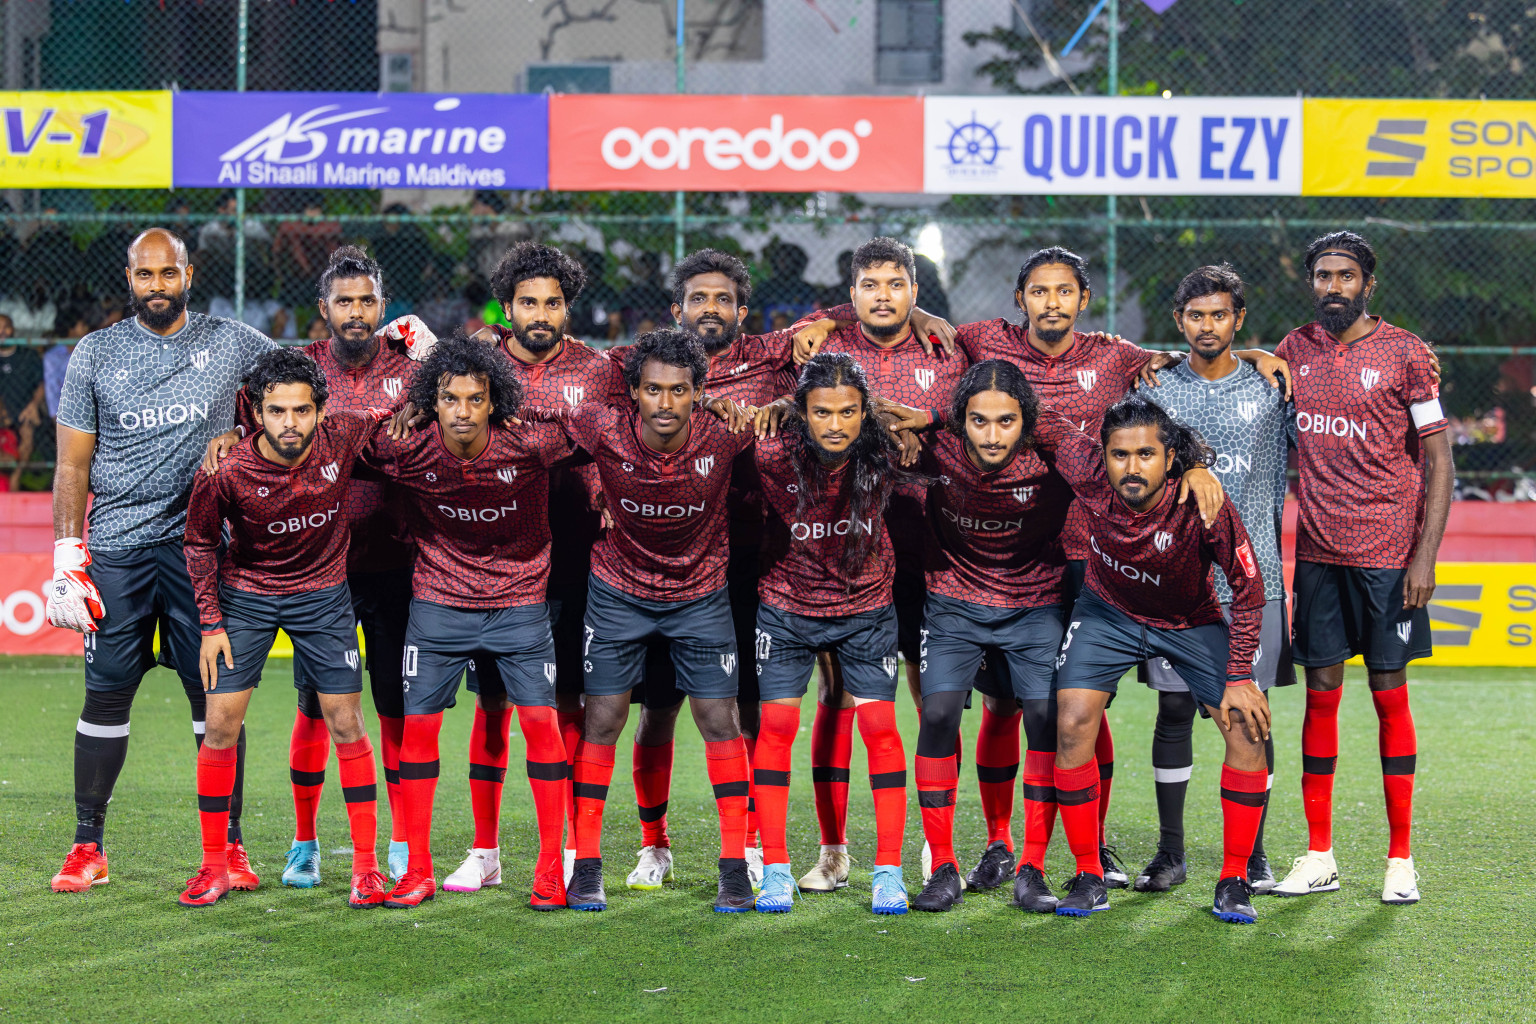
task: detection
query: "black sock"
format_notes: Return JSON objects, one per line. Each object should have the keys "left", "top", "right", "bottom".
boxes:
{"left": 1152, "top": 690, "right": 1197, "bottom": 857}
{"left": 73, "top": 686, "right": 139, "bottom": 849}
{"left": 1254, "top": 721, "right": 1275, "bottom": 858}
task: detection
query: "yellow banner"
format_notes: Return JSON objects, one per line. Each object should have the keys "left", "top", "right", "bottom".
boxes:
{"left": 1305, "top": 98, "right": 1536, "bottom": 198}
{"left": 0, "top": 91, "right": 170, "bottom": 188}
{"left": 1341, "top": 563, "right": 1536, "bottom": 668}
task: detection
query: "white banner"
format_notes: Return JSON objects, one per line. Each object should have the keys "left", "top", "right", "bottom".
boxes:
{"left": 924, "top": 96, "right": 1303, "bottom": 196}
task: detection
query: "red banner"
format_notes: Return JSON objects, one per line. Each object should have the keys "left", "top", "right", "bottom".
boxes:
{"left": 0, "top": 553, "right": 77, "bottom": 655}
{"left": 549, "top": 95, "right": 924, "bottom": 193}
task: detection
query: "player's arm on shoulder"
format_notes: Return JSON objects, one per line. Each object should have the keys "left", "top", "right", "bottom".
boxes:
{"left": 1177, "top": 464, "right": 1225, "bottom": 527}
{"left": 1233, "top": 348, "right": 1292, "bottom": 400}
{"left": 1031, "top": 406, "right": 1108, "bottom": 496}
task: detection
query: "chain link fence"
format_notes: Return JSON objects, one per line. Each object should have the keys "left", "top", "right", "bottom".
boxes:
{"left": 0, "top": 0, "right": 1532, "bottom": 493}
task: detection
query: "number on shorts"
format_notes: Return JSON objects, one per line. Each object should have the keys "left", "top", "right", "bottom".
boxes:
{"left": 1056, "top": 621, "right": 1081, "bottom": 669}
{"left": 403, "top": 644, "right": 418, "bottom": 677}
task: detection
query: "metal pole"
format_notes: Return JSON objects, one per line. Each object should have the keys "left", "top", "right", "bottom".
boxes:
{"left": 234, "top": 0, "right": 249, "bottom": 323}
{"left": 673, "top": 0, "right": 685, "bottom": 264}
{"left": 1104, "top": 0, "right": 1118, "bottom": 337}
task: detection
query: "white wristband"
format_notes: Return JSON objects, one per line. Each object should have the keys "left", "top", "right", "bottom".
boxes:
{"left": 54, "top": 537, "right": 88, "bottom": 570}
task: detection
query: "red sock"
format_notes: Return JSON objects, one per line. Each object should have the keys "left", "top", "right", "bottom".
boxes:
{"left": 557, "top": 708, "right": 584, "bottom": 852}
{"left": 1095, "top": 714, "right": 1114, "bottom": 846}
{"left": 810, "top": 703, "right": 853, "bottom": 845}
{"left": 467, "top": 705, "right": 512, "bottom": 849}
{"left": 1219, "top": 764, "right": 1268, "bottom": 878}
{"left": 336, "top": 737, "right": 379, "bottom": 874}
{"left": 1018, "top": 749, "right": 1058, "bottom": 872}
{"left": 289, "top": 708, "right": 329, "bottom": 843}
{"left": 573, "top": 740, "right": 616, "bottom": 860}
{"left": 1054, "top": 758, "right": 1102, "bottom": 876}
{"left": 975, "top": 704, "right": 1021, "bottom": 850}
{"left": 399, "top": 713, "right": 443, "bottom": 875}
{"left": 632, "top": 740, "right": 673, "bottom": 849}
{"left": 376, "top": 713, "right": 406, "bottom": 843}
{"left": 915, "top": 754, "right": 959, "bottom": 872}
{"left": 1301, "top": 687, "right": 1342, "bottom": 851}
{"left": 858, "top": 701, "right": 907, "bottom": 867}
{"left": 197, "top": 744, "right": 238, "bottom": 871}
{"left": 743, "top": 733, "right": 759, "bottom": 850}
{"left": 1372, "top": 686, "right": 1417, "bottom": 859}
{"left": 518, "top": 706, "right": 570, "bottom": 879}
{"left": 754, "top": 704, "right": 799, "bottom": 865}
{"left": 705, "top": 737, "right": 750, "bottom": 861}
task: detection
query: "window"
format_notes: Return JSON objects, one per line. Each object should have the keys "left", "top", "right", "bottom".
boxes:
{"left": 877, "top": 0, "right": 943, "bottom": 84}
{"left": 526, "top": 65, "right": 612, "bottom": 94}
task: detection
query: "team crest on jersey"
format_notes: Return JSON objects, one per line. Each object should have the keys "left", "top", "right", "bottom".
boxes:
{"left": 1396, "top": 621, "right": 1413, "bottom": 644}
{"left": 729, "top": 362, "right": 750, "bottom": 376}
{"left": 344, "top": 650, "right": 360, "bottom": 671}
{"left": 382, "top": 378, "right": 403, "bottom": 399}
{"left": 1012, "top": 486, "right": 1035, "bottom": 504}
{"left": 1235, "top": 540, "right": 1259, "bottom": 578}
{"left": 882, "top": 656, "right": 899, "bottom": 679}
{"left": 1154, "top": 530, "right": 1173, "bottom": 552}
{"left": 695, "top": 455, "right": 715, "bottom": 477}
{"left": 1252, "top": 644, "right": 1262, "bottom": 665}
{"left": 1076, "top": 369, "right": 1097, "bottom": 392}
{"left": 563, "top": 385, "right": 585, "bottom": 406}
{"left": 1238, "top": 401, "right": 1259, "bottom": 422}
{"left": 190, "top": 349, "right": 210, "bottom": 371}
{"left": 755, "top": 629, "right": 772, "bottom": 662}
{"left": 1360, "top": 367, "right": 1381, "bottom": 391}
{"left": 721, "top": 652, "right": 737, "bottom": 675}
{"left": 544, "top": 663, "right": 556, "bottom": 684}
{"left": 914, "top": 368, "right": 936, "bottom": 391}
{"left": 497, "top": 467, "right": 517, "bottom": 485}
{"left": 320, "top": 461, "right": 340, "bottom": 483}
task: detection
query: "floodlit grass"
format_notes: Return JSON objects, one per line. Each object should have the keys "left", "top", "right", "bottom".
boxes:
{"left": 0, "top": 657, "right": 1532, "bottom": 1023}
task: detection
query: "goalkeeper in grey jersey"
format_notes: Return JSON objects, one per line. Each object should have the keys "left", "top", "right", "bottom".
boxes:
{"left": 1130, "top": 264, "right": 1297, "bottom": 896}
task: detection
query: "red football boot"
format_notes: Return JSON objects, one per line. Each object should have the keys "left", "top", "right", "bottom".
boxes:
{"left": 383, "top": 868, "right": 436, "bottom": 908}
{"left": 349, "top": 870, "right": 389, "bottom": 908}
{"left": 225, "top": 842, "right": 260, "bottom": 891}
{"left": 51, "top": 843, "right": 109, "bottom": 893}
{"left": 179, "top": 866, "right": 231, "bottom": 908}
{"left": 529, "top": 870, "right": 567, "bottom": 911}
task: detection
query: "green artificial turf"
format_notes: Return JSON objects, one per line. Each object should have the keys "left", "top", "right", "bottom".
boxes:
{"left": 0, "top": 657, "right": 1532, "bottom": 1023}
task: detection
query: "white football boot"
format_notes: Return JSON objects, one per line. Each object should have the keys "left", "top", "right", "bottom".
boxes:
{"left": 441, "top": 848, "right": 501, "bottom": 893}
{"left": 1271, "top": 849, "right": 1341, "bottom": 896}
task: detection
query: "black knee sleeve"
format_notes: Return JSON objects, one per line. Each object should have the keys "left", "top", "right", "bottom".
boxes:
{"left": 1020, "top": 698, "right": 1057, "bottom": 754}
{"left": 296, "top": 686, "right": 323, "bottom": 720}
{"left": 81, "top": 685, "right": 138, "bottom": 725}
{"left": 917, "top": 691, "right": 967, "bottom": 757}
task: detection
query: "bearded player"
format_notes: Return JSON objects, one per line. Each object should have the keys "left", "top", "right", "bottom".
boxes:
{"left": 1272, "top": 232, "right": 1452, "bottom": 906}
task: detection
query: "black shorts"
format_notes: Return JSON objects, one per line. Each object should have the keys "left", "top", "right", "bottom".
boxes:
{"left": 294, "top": 566, "right": 411, "bottom": 718}
{"left": 212, "top": 582, "right": 362, "bottom": 696}
{"left": 548, "top": 589, "right": 589, "bottom": 698}
{"left": 755, "top": 602, "right": 900, "bottom": 702}
{"left": 921, "top": 594, "right": 1065, "bottom": 703}
{"left": 1062, "top": 559, "right": 1086, "bottom": 617}
{"left": 893, "top": 566, "right": 926, "bottom": 664}
{"left": 1055, "top": 590, "right": 1230, "bottom": 709}
{"left": 403, "top": 599, "right": 556, "bottom": 714}
{"left": 81, "top": 541, "right": 203, "bottom": 692}
{"left": 1292, "top": 560, "right": 1433, "bottom": 672}
{"left": 582, "top": 575, "right": 738, "bottom": 701}
{"left": 727, "top": 543, "right": 762, "bottom": 706}
{"left": 1142, "top": 598, "right": 1296, "bottom": 693}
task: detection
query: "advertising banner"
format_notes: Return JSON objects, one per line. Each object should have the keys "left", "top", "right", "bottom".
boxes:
{"left": 0, "top": 554, "right": 73, "bottom": 655}
{"left": 0, "top": 91, "right": 170, "bottom": 188}
{"left": 548, "top": 95, "right": 924, "bottom": 193}
{"left": 173, "top": 92, "right": 548, "bottom": 190}
{"left": 1304, "top": 98, "right": 1536, "bottom": 198}
{"left": 923, "top": 96, "right": 1303, "bottom": 195}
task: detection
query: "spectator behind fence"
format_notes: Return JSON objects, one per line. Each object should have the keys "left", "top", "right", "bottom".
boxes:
{"left": 467, "top": 191, "right": 528, "bottom": 284}
{"left": 564, "top": 249, "right": 622, "bottom": 342}
{"left": 271, "top": 191, "right": 342, "bottom": 305}
{"left": 819, "top": 249, "right": 855, "bottom": 307}
{"left": 757, "top": 240, "right": 818, "bottom": 324}
{"left": 370, "top": 203, "right": 438, "bottom": 308}
{"left": 914, "top": 254, "right": 952, "bottom": 324}
{"left": 0, "top": 281, "right": 58, "bottom": 338}
{"left": 0, "top": 312, "right": 46, "bottom": 490}
{"left": 618, "top": 250, "right": 670, "bottom": 338}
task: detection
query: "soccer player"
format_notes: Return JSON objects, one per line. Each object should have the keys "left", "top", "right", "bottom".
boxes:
{"left": 1048, "top": 395, "right": 1269, "bottom": 924}
{"left": 47, "top": 228, "right": 274, "bottom": 894}
{"left": 1131, "top": 265, "right": 1294, "bottom": 895}
{"left": 556, "top": 329, "right": 758, "bottom": 914}
{"left": 751, "top": 353, "right": 911, "bottom": 915}
{"left": 181, "top": 349, "right": 388, "bottom": 908}
{"left": 363, "top": 337, "right": 572, "bottom": 910}
{"left": 1272, "top": 232, "right": 1452, "bottom": 905}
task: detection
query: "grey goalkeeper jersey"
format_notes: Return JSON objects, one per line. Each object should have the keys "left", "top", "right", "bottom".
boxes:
{"left": 1136, "top": 358, "right": 1292, "bottom": 602}
{"left": 56, "top": 312, "right": 275, "bottom": 551}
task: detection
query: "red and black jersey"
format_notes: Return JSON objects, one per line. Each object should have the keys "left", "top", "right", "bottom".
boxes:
{"left": 754, "top": 432, "right": 895, "bottom": 616}
{"left": 185, "top": 411, "right": 381, "bottom": 631}
{"left": 1276, "top": 318, "right": 1447, "bottom": 569}
{"left": 361, "top": 420, "right": 573, "bottom": 610}
{"left": 563, "top": 402, "right": 753, "bottom": 602}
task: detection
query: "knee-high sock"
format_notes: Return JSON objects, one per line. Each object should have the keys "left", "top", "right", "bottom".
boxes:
{"left": 754, "top": 704, "right": 799, "bottom": 865}
{"left": 557, "top": 708, "right": 584, "bottom": 851}
{"left": 196, "top": 744, "right": 238, "bottom": 871}
{"left": 1055, "top": 758, "right": 1102, "bottom": 877}
{"left": 573, "top": 740, "right": 616, "bottom": 860}
{"left": 399, "top": 713, "right": 443, "bottom": 875}
{"left": 705, "top": 737, "right": 750, "bottom": 861}
{"left": 1095, "top": 714, "right": 1114, "bottom": 846}
{"left": 518, "top": 706, "right": 570, "bottom": 879}
{"left": 632, "top": 740, "right": 673, "bottom": 849}
{"left": 914, "top": 754, "right": 958, "bottom": 872}
{"left": 336, "top": 737, "right": 379, "bottom": 874}
{"left": 810, "top": 703, "right": 854, "bottom": 846}
{"left": 1151, "top": 691, "right": 1197, "bottom": 856}
{"left": 376, "top": 713, "right": 406, "bottom": 843}
{"left": 858, "top": 701, "right": 907, "bottom": 867}
{"left": 188, "top": 686, "right": 244, "bottom": 843}
{"left": 1019, "top": 750, "right": 1057, "bottom": 872}
{"left": 468, "top": 705, "right": 512, "bottom": 849}
{"left": 73, "top": 686, "right": 136, "bottom": 849}
{"left": 1220, "top": 764, "right": 1267, "bottom": 879}
{"left": 289, "top": 708, "right": 330, "bottom": 843}
{"left": 743, "top": 734, "right": 759, "bottom": 850}
{"left": 1301, "top": 687, "right": 1342, "bottom": 851}
{"left": 1372, "top": 686, "right": 1416, "bottom": 859}
{"left": 975, "top": 704, "right": 1021, "bottom": 850}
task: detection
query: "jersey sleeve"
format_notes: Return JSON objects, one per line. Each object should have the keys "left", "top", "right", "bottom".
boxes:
{"left": 1402, "top": 339, "right": 1447, "bottom": 438}
{"left": 233, "top": 320, "right": 278, "bottom": 370}
{"left": 1109, "top": 336, "right": 1158, "bottom": 391}
{"left": 1204, "top": 503, "right": 1264, "bottom": 683}
{"left": 791, "top": 304, "right": 854, "bottom": 332}
{"left": 1031, "top": 406, "right": 1109, "bottom": 500}
{"left": 527, "top": 421, "right": 577, "bottom": 467}
{"left": 183, "top": 469, "right": 228, "bottom": 631}
{"left": 55, "top": 335, "right": 97, "bottom": 434}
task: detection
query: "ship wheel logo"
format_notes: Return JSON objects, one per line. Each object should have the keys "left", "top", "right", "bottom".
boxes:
{"left": 942, "top": 113, "right": 1006, "bottom": 166}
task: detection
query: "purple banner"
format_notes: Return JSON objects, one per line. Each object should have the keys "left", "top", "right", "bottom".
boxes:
{"left": 173, "top": 92, "right": 547, "bottom": 189}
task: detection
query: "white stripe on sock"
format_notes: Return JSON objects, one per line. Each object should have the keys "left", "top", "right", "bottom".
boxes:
{"left": 77, "top": 719, "right": 130, "bottom": 739}
{"left": 1267, "top": 773, "right": 1275, "bottom": 791}
{"left": 191, "top": 721, "right": 206, "bottom": 735}
{"left": 1153, "top": 765, "right": 1193, "bottom": 784}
